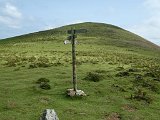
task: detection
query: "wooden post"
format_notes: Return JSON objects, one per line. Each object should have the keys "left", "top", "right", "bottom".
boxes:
{"left": 66, "top": 28, "right": 87, "bottom": 93}
{"left": 71, "top": 28, "right": 77, "bottom": 92}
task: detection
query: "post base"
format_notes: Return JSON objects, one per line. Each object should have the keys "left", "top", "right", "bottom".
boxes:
{"left": 66, "top": 89, "right": 86, "bottom": 97}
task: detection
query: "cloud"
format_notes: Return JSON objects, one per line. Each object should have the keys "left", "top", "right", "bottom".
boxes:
{"left": 0, "top": 2, "right": 22, "bottom": 28}
{"left": 128, "top": 0, "right": 160, "bottom": 45}
{"left": 144, "top": 0, "right": 160, "bottom": 11}
{"left": 4, "top": 3, "right": 22, "bottom": 18}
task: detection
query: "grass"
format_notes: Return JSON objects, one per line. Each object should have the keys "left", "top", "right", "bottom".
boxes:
{"left": 0, "top": 22, "right": 160, "bottom": 120}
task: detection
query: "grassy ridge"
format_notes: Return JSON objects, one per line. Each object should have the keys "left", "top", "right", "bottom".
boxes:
{"left": 1, "top": 22, "right": 159, "bottom": 50}
{"left": 0, "top": 22, "right": 160, "bottom": 120}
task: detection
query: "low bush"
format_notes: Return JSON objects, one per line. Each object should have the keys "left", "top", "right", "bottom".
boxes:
{"left": 115, "top": 67, "right": 124, "bottom": 71}
{"left": 133, "top": 75, "right": 160, "bottom": 93}
{"left": 35, "top": 78, "right": 51, "bottom": 90}
{"left": 84, "top": 71, "right": 104, "bottom": 82}
{"left": 28, "top": 56, "right": 36, "bottom": 62}
{"left": 39, "top": 82, "right": 51, "bottom": 90}
{"left": 128, "top": 68, "right": 140, "bottom": 72}
{"left": 36, "top": 78, "right": 50, "bottom": 84}
{"left": 115, "top": 71, "right": 129, "bottom": 77}
{"left": 131, "top": 89, "right": 153, "bottom": 104}
{"left": 4, "top": 56, "right": 20, "bottom": 67}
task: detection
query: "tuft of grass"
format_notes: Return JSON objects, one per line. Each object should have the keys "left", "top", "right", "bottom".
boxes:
{"left": 84, "top": 71, "right": 104, "bottom": 82}
{"left": 39, "top": 82, "right": 51, "bottom": 90}
{"left": 115, "top": 71, "right": 129, "bottom": 77}
{"left": 131, "top": 89, "right": 153, "bottom": 104}
{"left": 36, "top": 78, "right": 50, "bottom": 84}
{"left": 35, "top": 78, "right": 51, "bottom": 90}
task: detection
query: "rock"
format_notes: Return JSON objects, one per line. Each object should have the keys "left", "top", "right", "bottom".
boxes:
{"left": 66, "top": 89, "right": 76, "bottom": 97}
{"left": 76, "top": 90, "right": 86, "bottom": 96}
{"left": 40, "top": 109, "right": 59, "bottom": 120}
{"left": 66, "top": 89, "right": 86, "bottom": 97}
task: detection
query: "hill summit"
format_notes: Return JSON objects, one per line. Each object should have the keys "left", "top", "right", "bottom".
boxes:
{"left": 1, "top": 22, "right": 160, "bottom": 51}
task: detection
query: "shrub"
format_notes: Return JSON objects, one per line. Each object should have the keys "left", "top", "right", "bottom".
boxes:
{"left": 33, "top": 57, "right": 51, "bottom": 67}
{"left": 115, "top": 71, "right": 129, "bottom": 77}
{"left": 145, "top": 66, "right": 160, "bottom": 80}
{"left": 28, "top": 56, "right": 36, "bottom": 62}
{"left": 112, "top": 84, "right": 127, "bottom": 92}
{"left": 84, "top": 71, "right": 104, "bottom": 82}
{"left": 131, "top": 89, "right": 153, "bottom": 104}
{"left": 133, "top": 75, "right": 160, "bottom": 93}
{"left": 36, "top": 78, "right": 51, "bottom": 90}
{"left": 36, "top": 78, "right": 50, "bottom": 84}
{"left": 39, "top": 82, "right": 51, "bottom": 90}
{"left": 144, "top": 72, "right": 155, "bottom": 77}
{"left": 115, "top": 67, "right": 124, "bottom": 71}
{"left": 29, "top": 63, "right": 38, "bottom": 69}
{"left": 4, "top": 56, "right": 20, "bottom": 67}
{"left": 128, "top": 68, "right": 139, "bottom": 72}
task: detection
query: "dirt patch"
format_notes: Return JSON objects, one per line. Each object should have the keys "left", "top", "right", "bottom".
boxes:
{"left": 105, "top": 112, "right": 121, "bottom": 120}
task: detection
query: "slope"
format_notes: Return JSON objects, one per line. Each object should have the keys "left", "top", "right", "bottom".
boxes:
{"left": 1, "top": 22, "right": 159, "bottom": 51}
{"left": 0, "top": 22, "right": 160, "bottom": 120}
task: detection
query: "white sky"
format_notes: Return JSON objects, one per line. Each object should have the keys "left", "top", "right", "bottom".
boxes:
{"left": 0, "top": 0, "right": 160, "bottom": 45}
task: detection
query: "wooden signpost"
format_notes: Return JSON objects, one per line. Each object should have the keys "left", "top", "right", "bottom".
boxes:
{"left": 65, "top": 28, "right": 87, "bottom": 93}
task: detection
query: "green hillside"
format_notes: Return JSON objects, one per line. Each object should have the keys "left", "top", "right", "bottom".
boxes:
{"left": 1, "top": 22, "right": 159, "bottom": 50}
{"left": 0, "top": 22, "right": 160, "bottom": 120}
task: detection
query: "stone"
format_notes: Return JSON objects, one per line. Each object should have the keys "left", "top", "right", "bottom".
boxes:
{"left": 66, "top": 89, "right": 76, "bottom": 97}
{"left": 67, "top": 89, "right": 86, "bottom": 97}
{"left": 76, "top": 90, "right": 86, "bottom": 96}
{"left": 40, "top": 109, "right": 59, "bottom": 120}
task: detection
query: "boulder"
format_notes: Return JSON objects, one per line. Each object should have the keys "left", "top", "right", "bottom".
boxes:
{"left": 40, "top": 109, "right": 59, "bottom": 120}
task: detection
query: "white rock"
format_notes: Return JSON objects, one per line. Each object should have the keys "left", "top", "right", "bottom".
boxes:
{"left": 76, "top": 90, "right": 85, "bottom": 96}
{"left": 40, "top": 109, "right": 59, "bottom": 120}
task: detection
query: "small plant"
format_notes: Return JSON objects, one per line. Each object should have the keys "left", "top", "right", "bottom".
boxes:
{"left": 29, "top": 63, "right": 38, "bottom": 69}
{"left": 115, "top": 66, "right": 124, "bottom": 71}
{"left": 4, "top": 56, "right": 20, "bottom": 67}
{"left": 36, "top": 78, "right": 51, "bottom": 90}
{"left": 36, "top": 78, "right": 50, "bottom": 84}
{"left": 131, "top": 89, "right": 153, "bottom": 104}
{"left": 133, "top": 75, "right": 160, "bottom": 93}
{"left": 39, "top": 82, "right": 51, "bottom": 90}
{"left": 115, "top": 71, "right": 129, "bottom": 77}
{"left": 144, "top": 72, "right": 155, "bottom": 77}
{"left": 84, "top": 71, "right": 104, "bottom": 82}
{"left": 28, "top": 56, "right": 36, "bottom": 62}
{"left": 128, "top": 68, "right": 139, "bottom": 72}
{"left": 112, "top": 84, "right": 127, "bottom": 92}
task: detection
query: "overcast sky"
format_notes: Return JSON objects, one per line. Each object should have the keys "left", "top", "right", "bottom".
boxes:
{"left": 0, "top": 0, "right": 160, "bottom": 45}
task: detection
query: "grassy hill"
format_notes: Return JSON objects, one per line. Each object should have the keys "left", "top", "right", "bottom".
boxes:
{"left": 0, "top": 22, "right": 160, "bottom": 120}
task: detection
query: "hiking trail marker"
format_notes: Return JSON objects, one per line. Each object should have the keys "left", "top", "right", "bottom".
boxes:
{"left": 64, "top": 28, "right": 87, "bottom": 96}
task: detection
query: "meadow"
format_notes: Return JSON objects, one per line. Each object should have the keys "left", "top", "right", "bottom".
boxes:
{"left": 0, "top": 22, "right": 160, "bottom": 120}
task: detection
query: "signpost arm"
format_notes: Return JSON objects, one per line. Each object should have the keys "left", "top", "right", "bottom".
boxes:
{"left": 71, "top": 29, "right": 77, "bottom": 92}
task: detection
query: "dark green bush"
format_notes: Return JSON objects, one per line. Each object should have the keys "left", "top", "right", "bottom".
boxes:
{"left": 133, "top": 75, "right": 160, "bottom": 93}
{"left": 29, "top": 64, "right": 38, "bottom": 69}
{"left": 132, "top": 89, "right": 153, "bottom": 104}
{"left": 36, "top": 78, "right": 50, "bottom": 84}
{"left": 39, "top": 82, "right": 51, "bottom": 90}
{"left": 145, "top": 66, "right": 160, "bottom": 80}
{"left": 35, "top": 78, "right": 51, "bottom": 90}
{"left": 128, "top": 68, "right": 139, "bottom": 72}
{"left": 115, "top": 71, "right": 129, "bottom": 77}
{"left": 84, "top": 71, "right": 104, "bottom": 82}
{"left": 144, "top": 72, "right": 155, "bottom": 77}
{"left": 28, "top": 56, "right": 36, "bottom": 62}
{"left": 115, "top": 67, "right": 124, "bottom": 71}
{"left": 112, "top": 84, "right": 127, "bottom": 92}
